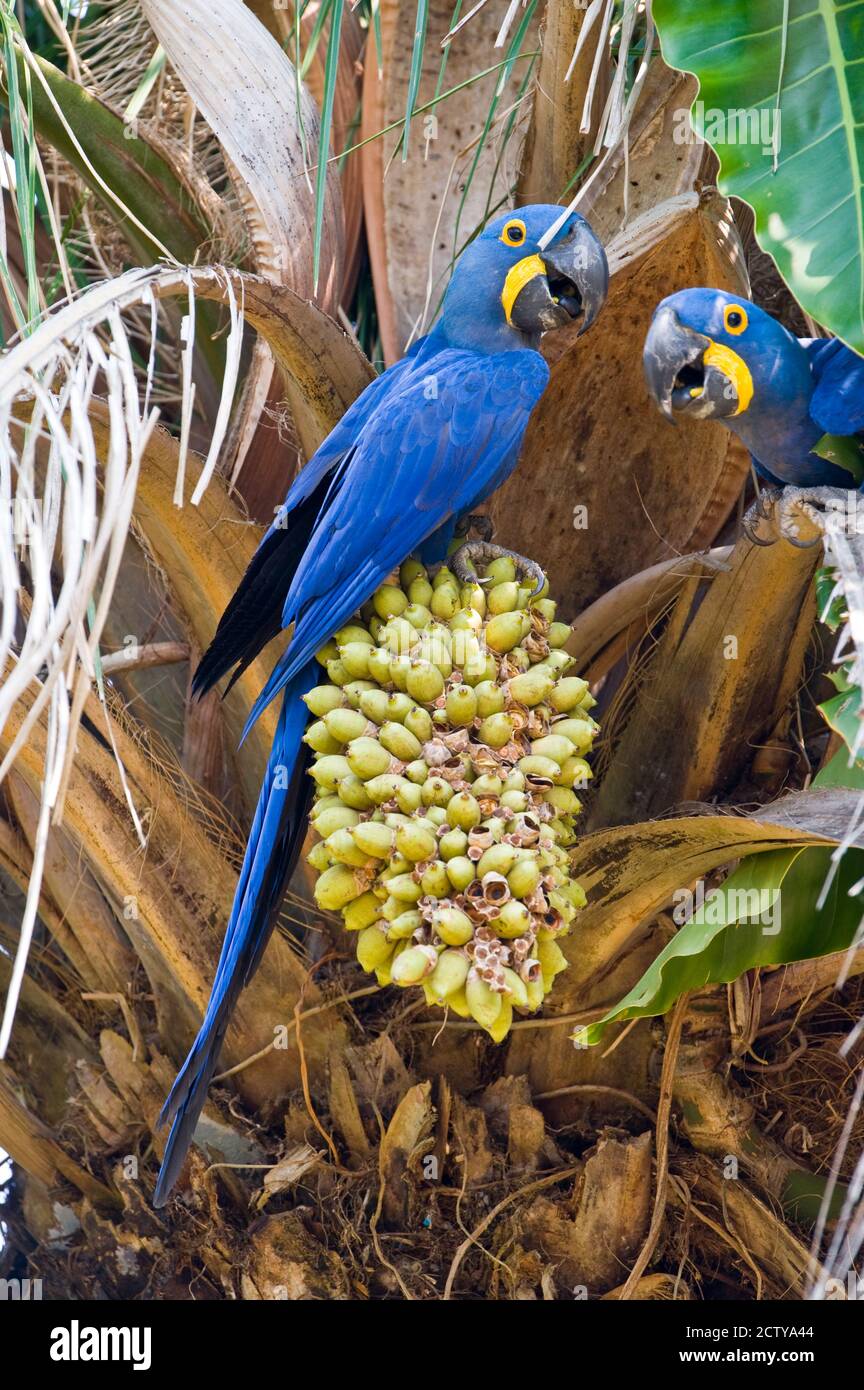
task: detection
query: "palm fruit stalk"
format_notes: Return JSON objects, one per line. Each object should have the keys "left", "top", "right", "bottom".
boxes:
{"left": 303, "top": 554, "right": 597, "bottom": 1040}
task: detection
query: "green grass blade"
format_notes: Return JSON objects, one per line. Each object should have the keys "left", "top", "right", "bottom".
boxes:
{"left": 481, "top": 49, "right": 536, "bottom": 222}
{"left": 451, "top": 0, "right": 537, "bottom": 260}
{"left": 402, "top": 0, "right": 429, "bottom": 161}
{"left": 8, "top": 45, "right": 226, "bottom": 375}
{"left": 313, "top": 0, "right": 344, "bottom": 294}
{"left": 292, "top": 0, "right": 310, "bottom": 171}
{"left": 370, "top": 0, "right": 383, "bottom": 79}
{"left": 1, "top": 8, "right": 40, "bottom": 328}
{"left": 123, "top": 42, "right": 166, "bottom": 124}
{"left": 425, "top": 0, "right": 461, "bottom": 156}
{"left": 317, "top": 50, "right": 539, "bottom": 169}
{"left": 300, "top": 0, "right": 334, "bottom": 81}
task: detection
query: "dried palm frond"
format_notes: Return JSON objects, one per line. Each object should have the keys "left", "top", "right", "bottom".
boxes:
{"left": 537, "top": 0, "right": 658, "bottom": 251}
{"left": 140, "top": 0, "right": 344, "bottom": 301}
{"left": 75, "top": 0, "right": 243, "bottom": 222}
{"left": 0, "top": 261, "right": 243, "bottom": 1058}
{"left": 134, "top": 0, "right": 347, "bottom": 494}
{"left": 70, "top": 0, "right": 158, "bottom": 112}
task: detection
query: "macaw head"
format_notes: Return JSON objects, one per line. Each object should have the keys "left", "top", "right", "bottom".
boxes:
{"left": 643, "top": 288, "right": 814, "bottom": 427}
{"left": 439, "top": 205, "right": 608, "bottom": 352}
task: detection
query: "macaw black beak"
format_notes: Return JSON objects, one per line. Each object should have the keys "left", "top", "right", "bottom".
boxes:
{"left": 643, "top": 304, "right": 745, "bottom": 423}
{"left": 504, "top": 219, "right": 608, "bottom": 338}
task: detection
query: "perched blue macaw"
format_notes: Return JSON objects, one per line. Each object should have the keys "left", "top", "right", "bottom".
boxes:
{"left": 643, "top": 288, "right": 864, "bottom": 488}
{"left": 153, "top": 205, "right": 608, "bottom": 1205}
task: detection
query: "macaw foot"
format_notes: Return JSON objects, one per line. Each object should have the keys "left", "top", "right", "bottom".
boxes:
{"left": 741, "top": 486, "right": 784, "bottom": 547}
{"left": 455, "top": 512, "right": 495, "bottom": 542}
{"left": 451, "top": 540, "right": 546, "bottom": 597}
{"left": 742, "top": 486, "right": 848, "bottom": 550}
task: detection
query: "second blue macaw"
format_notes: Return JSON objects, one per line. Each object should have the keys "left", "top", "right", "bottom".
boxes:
{"left": 643, "top": 288, "right": 864, "bottom": 488}
{"left": 153, "top": 205, "right": 608, "bottom": 1205}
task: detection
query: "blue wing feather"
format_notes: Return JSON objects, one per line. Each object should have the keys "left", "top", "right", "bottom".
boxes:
{"left": 242, "top": 349, "right": 549, "bottom": 733}
{"left": 192, "top": 345, "right": 430, "bottom": 698}
{"left": 804, "top": 337, "right": 864, "bottom": 436}
{"left": 263, "top": 340, "right": 425, "bottom": 536}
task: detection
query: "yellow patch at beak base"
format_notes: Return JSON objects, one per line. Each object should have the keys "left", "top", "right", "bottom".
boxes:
{"left": 703, "top": 340, "right": 754, "bottom": 415}
{"left": 501, "top": 254, "right": 546, "bottom": 327}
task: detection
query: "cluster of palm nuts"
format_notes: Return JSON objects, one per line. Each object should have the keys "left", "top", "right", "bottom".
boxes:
{"left": 304, "top": 553, "right": 597, "bottom": 1041}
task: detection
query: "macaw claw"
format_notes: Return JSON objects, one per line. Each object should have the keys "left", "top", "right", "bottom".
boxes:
{"left": 742, "top": 486, "right": 784, "bottom": 547}
{"left": 451, "top": 540, "right": 546, "bottom": 597}
{"left": 743, "top": 486, "right": 845, "bottom": 550}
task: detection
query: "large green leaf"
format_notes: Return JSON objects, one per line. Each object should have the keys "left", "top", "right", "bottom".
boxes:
{"left": 578, "top": 845, "right": 864, "bottom": 1046}
{"left": 21, "top": 52, "right": 213, "bottom": 268}
{"left": 814, "top": 742, "right": 864, "bottom": 789}
{"left": 819, "top": 681, "right": 864, "bottom": 762}
{"left": 653, "top": 0, "right": 864, "bottom": 351}
{"left": 9, "top": 49, "right": 226, "bottom": 377}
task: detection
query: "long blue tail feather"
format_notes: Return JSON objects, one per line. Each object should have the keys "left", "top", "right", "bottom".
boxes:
{"left": 153, "top": 661, "right": 317, "bottom": 1206}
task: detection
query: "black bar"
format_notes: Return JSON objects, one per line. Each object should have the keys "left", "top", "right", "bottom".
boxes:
{"left": 0, "top": 1292, "right": 857, "bottom": 1375}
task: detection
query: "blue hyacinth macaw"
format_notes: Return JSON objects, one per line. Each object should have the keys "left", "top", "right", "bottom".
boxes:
{"left": 643, "top": 288, "right": 864, "bottom": 489}
{"left": 153, "top": 205, "right": 608, "bottom": 1206}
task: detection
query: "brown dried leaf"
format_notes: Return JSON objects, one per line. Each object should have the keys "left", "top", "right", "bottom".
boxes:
{"left": 255, "top": 1143, "right": 322, "bottom": 1209}
{"left": 246, "top": 0, "right": 365, "bottom": 298}
{"left": 0, "top": 949, "right": 98, "bottom": 1125}
{"left": 0, "top": 674, "right": 334, "bottom": 1108}
{"left": 589, "top": 530, "right": 819, "bottom": 828}
{"left": 603, "top": 1273, "right": 693, "bottom": 1300}
{"left": 141, "top": 0, "right": 343, "bottom": 304}
{"left": 169, "top": 269, "right": 375, "bottom": 463}
{"left": 0, "top": 1066, "right": 117, "bottom": 1207}
{"left": 9, "top": 774, "right": 134, "bottom": 994}
{"left": 520, "top": 1129, "right": 653, "bottom": 1292}
{"left": 450, "top": 1092, "right": 494, "bottom": 1186}
{"left": 327, "top": 1053, "right": 372, "bottom": 1163}
{"left": 507, "top": 1104, "right": 547, "bottom": 1173}
{"left": 672, "top": 1153, "right": 825, "bottom": 1299}
{"left": 576, "top": 62, "right": 704, "bottom": 242}
{"left": 346, "top": 1034, "right": 414, "bottom": 1114}
{"left": 378, "top": 1080, "right": 434, "bottom": 1226}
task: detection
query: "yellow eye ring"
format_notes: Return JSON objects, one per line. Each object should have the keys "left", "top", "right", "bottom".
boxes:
{"left": 500, "top": 218, "right": 527, "bottom": 247}
{"left": 723, "top": 304, "right": 748, "bottom": 335}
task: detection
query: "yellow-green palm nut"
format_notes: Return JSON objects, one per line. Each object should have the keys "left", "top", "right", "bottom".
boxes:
{"left": 303, "top": 554, "right": 596, "bottom": 1038}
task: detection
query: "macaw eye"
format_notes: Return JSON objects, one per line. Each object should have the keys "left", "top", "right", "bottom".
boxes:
{"left": 500, "top": 218, "right": 527, "bottom": 247}
{"left": 724, "top": 304, "right": 748, "bottom": 335}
